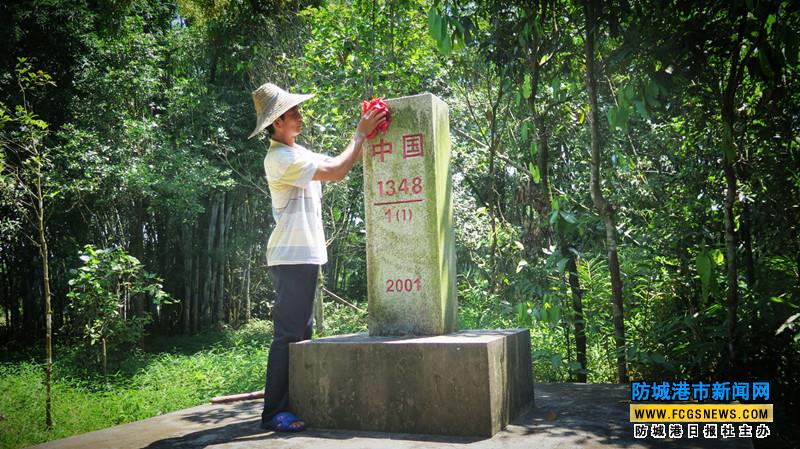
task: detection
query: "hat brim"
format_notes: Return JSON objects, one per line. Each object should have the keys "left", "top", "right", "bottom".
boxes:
{"left": 248, "top": 93, "right": 314, "bottom": 139}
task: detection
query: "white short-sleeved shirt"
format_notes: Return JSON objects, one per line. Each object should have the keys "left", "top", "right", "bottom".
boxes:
{"left": 264, "top": 139, "right": 332, "bottom": 266}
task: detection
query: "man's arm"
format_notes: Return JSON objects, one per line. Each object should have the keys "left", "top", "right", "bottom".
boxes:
{"left": 313, "top": 108, "right": 387, "bottom": 182}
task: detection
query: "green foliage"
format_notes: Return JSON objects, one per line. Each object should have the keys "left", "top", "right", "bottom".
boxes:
{"left": 65, "top": 245, "right": 171, "bottom": 371}
{"left": 0, "top": 59, "right": 57, "bottom": 234}
{"left": 318, "top": 303, "right": 369, "bottom": 336}
{"left": 0, "top": 59, "right": 55, "bottom": 131}
{"left": 606, "top": 78, "right": 664, "bottom": 132}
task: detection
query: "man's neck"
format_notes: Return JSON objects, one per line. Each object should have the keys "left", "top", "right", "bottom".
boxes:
{"left": 272, "top": 133, "right": 295, "bottom": 147}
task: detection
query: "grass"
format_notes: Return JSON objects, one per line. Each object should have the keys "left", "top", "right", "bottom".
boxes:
{"left": 0, "top": 303, "right": 366, "bottom": 449}
{"left": 0, "top": 336, "right": 265, "bottom": 448}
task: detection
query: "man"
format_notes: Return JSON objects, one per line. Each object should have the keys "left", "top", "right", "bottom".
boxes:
{"left": 248, "top": 83, "right": 386, "bottom": 432}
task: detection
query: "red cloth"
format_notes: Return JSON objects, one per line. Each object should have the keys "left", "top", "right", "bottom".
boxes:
{"left": 361, "top": 98, "right": 391, "bottom": 138}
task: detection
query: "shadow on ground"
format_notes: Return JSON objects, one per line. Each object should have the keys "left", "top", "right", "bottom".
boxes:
{"left": 139, "top": 384, "right": 750, "bottom": 449}
{"left": 144, "top": 422, "right": 485, "bottom": 449}
{"left": 144, "top": 398, "right": 484, "bottom": 448}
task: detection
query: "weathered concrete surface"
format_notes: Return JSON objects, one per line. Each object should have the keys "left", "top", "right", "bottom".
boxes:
{"left": 32, "top": 384, "right": 753, "bottom": 449}
{"left": 362, "top": 93, "right": 457, "bottom": 336}
{"left": 288, "top": 329, "right": 533, "bottom": 437}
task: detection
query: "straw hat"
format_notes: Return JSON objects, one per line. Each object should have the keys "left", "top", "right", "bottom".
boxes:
{"left": 248, "top": 83, "right": 313, "bottom": 139}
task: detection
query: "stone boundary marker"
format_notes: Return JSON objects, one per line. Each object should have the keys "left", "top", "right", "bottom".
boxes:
{"left": 362, "top": 93, "right": 457, "bottom": 336}
{"left": 289, "top": 93, "right": 534, "bottom": 438}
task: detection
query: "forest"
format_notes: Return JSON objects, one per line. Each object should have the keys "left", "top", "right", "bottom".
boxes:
{"left": 1, "top": 0, "right": 798, "bottom": 447}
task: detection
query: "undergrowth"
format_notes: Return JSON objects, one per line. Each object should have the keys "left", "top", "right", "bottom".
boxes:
{"left": 0, "top": 306, "right": 364, "bottom": 449}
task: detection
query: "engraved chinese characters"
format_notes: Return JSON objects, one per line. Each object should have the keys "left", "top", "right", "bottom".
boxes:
{"left": 363, "top": 93, "right": 456, "bottom": 336}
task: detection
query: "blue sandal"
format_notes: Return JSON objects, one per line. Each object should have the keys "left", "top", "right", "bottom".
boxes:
{"left": 261, "top": 411, "right": 306, "bottom": 432}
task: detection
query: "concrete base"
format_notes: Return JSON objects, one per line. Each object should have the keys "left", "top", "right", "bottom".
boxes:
{"left": 288, "top": 329, "right": 533, "bottom": 437}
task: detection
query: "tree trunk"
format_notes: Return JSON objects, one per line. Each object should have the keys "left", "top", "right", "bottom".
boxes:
{"left": 3, "top": 251, "right": 19, "bottom": 340}
{"left": 182, "top": 224, "right": 193, "bottom": 334}
{"left": 566, "top": 254, "right": 587, "bottom": 382}
{"left": 605, "top": 222, "right": 627, "bottom": 381}
{"left": 721, "top": 107, "right": 739, "bottom": 370}
{"left": 741, "top": 201, "right": 755, "bottom": 288}
{"left": 35, "top": 171, "right": 53, "bottom": 429}
{"left": 1, "top": 253, "right": 6, "bottom": 335}
{"left": 11, "top": 258, "right": 20, "bottom": 339}
{"left": 101, "top": 337, "right": 108, "bottom": 382}
{"left": 215, "top": 193, "right": 229, "bottom": 324}
{"left": 738, "top": 148, "right": 755, "bottom": 290}
{"left": 244, "top": 246, "right": 252, "bottom": 323}
{"left": 130, "top": 198, "right": 146, "bottom": 320}
{"left": 718, "top": 13, "right": 746, "bottom": 369}
{"left": 203, "top": 195, "right": 220, "bottom": 327}
{"left": 487, "top": 79, "right": 507, "bottom": 291}
{"left": 584, "top": 0, "right": 628, "bottom": 383}
{"left": 535, "top": 117, "right": 551, "bottom": 205}
{"left": 488, "top": 128, "right": 498, "bottom": 287}
{"left": 315, "top": 270, "right": 324, "bottom": 335}
{"left": 192, "top": 252, "right": 200, "bottom": 333}
{"left": 222, "top": 196, "right": 234, "bottom": 322}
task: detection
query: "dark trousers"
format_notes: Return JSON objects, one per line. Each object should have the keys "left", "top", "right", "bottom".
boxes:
{"left": 262, "top": 264, "right": 319, "bottom": 423}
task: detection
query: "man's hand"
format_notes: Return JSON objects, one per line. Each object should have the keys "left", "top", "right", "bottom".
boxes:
{"left": 357, "top": 108, "right": 388, "bottom": 141}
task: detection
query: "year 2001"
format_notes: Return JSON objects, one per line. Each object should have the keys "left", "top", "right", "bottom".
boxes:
{"left": 385, "top": 277, "right": 421, "bottom": 293}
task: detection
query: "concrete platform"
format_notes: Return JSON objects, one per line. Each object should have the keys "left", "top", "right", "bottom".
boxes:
{"left": 32, "top": 384, "right": 753, "bottom": 449}
{"left": 289, "top": 329, "right": 533, "bottom": 437}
